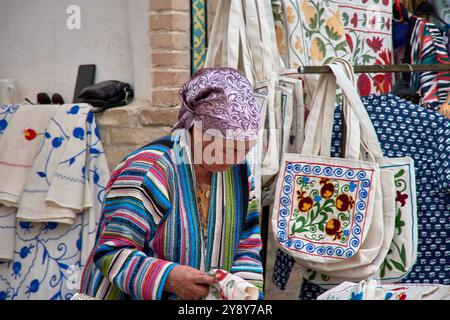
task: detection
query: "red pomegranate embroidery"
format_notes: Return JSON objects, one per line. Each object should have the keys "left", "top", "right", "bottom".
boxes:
{"left": 325, "top": 218, "right": 343, "bottom": 240}
{"left": 215, "top": 269, "right": 227, "bottom": 281}
{"left": 24, "top": 129, "right": 37, "bottom": 141}
{"left": 297, "top": 191, "right": 314, "bottom": 212}
{"left": 319, "top": 178, "right": 335, "bottom": 199}
{"left": 335, "top": 193, "right": 355, "bottom": 211}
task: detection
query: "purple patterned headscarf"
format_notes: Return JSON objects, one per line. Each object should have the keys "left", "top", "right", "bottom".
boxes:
{"left": 173, "top": 67, "right": 261, "bottom": 141}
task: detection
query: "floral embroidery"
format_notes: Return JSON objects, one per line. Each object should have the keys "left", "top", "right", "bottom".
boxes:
{"left": 338, "top": 0, "right": 393, "bottom": 95}
{"left": 378, "top": 167, "right": 409, "bottom": 278}
{"left": 0, "top": 104, "right": 19, "bottom": 135}
{"left": 276, "top": 161, "right": 374, "bottom": 259}
{"left": 366, "top": 36, "right": 383, "bottom": 53}
{"left": 290, "top": 175, "right": 357, "bottom": 244}
{"left": 23, "top": 129, "right": 37, "bottom": 141}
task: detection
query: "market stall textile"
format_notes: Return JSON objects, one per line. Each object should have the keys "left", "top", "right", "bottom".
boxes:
{"left": 271, "top": 94, "right": 450, "bottom": 299}
{"left": 333, "top": 0, "right": 394, "bottom": 96}
{"left": 0, "top": 104, "right": 109, "bottom": 300}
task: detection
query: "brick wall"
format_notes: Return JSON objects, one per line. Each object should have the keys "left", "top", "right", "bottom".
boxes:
{"left": 97, "top": 0, "right": 191, "bottom": 172}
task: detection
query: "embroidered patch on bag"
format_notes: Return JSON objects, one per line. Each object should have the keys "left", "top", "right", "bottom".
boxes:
{"left": 277, "top": 161, "right": 375, "bottom": 259}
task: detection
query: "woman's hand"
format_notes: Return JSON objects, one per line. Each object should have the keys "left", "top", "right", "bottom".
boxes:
{"left": 163, "top": 265, "right": 218, "bottom": 300}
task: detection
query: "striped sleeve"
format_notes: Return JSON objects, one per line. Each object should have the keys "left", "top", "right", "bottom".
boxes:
{"left": 230, "top": 166, "right": 264, "bottom": 299}
{"left": 93, "top": 156, "right": 176, "bottom": 300}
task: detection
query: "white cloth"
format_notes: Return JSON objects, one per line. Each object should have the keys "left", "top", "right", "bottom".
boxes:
{"left": 0, "top": 104, "right": 59, "bottom": 207}
{"left": 17, "top": 104, "right": 99, "bottom": 224}
{"left": 0, "top": 206, "right": 16, "bottom": 260}
{"left": 205, "top": 269, "right": 259, "bottom": 300}
{"left": 318, "top": 279, "right": 450, "bottom": 300}
{"left": 0, "top": 104, "right": 60, "bottom": 261}
{"left": 0, "top": 104, "right": 109, "bottom": 298}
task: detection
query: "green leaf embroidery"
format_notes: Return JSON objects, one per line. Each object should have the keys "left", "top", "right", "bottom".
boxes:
{"left": 342, "top": 12, "right": 349, "bottom": 25}
{"left": 318, "top": 223, "right": 324, "bottom": 232}
{"left": 309, "top": 13, "right": 318, "bottom": 29}
{"left": 335, "top": 40, "right": 349, "bottom": 53}
{"left": 325, "top": 26, "right": 341, "bottom": 41}
{"left": 395, "top": 208, "right": 405, "bottom": 235}
{"left": 390, "top": 259, "right": 406, "bottom": 272}
{"left": 316, "top": 37, "right": 326, "bottom": 56}
{"left": 226, "top": 280, "right": 235, "bottom": 289}
{"left": 321, "top": 274, "right": 330, "bottom": 281}
{"left": 400, "top": 244, "right": 407, "bottom": 266}
{"left": 361, "top": 54, "right": 375, "bottom": 64}
{"left": 308, "top": 271, "right": 317, "bottom": 281}
{"left": 394, "top": 169, "right": 405, "bottom": 178}
{"left": 380, "top": 262, "right": 386, "bottom": 278}
{"left": 323, "top": 56, "right": 334, "bottom": 66}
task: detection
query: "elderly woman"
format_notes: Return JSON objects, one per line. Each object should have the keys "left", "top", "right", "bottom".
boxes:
{"left": 80, "top": 67, "right": 263, "bottom": 300}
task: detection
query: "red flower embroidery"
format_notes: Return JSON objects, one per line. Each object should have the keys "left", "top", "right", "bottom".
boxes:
{"left": 215, "top": 269, "right": 227, "bottom": 281}
{"left": 395, "top": 191, "right": 409, "bottom": 207}
{"left": 386, "top": 18, "right": 391, "bottom": 31}
{"left": 346, "top": 34, "right": 354, "bottom": 52}
{"left": 382, "top": 0, "right": 390, "bottom": 6}
{"left": 357, "top": 73, "right": 372, "bottom": 97}
{"left": 24, "top": 129, "right": 37, "bottom": 141}
{"left": 369, "top": 16, "right": 376, "bottom": 27}
{"left": 373, "top": 49, "right": 393, "bottom": 93}
{"left": 366, "top": 36, "right": 383, "bottom": 53}
{"left": 351, "top": 13, "right": 358, "bottom": 28}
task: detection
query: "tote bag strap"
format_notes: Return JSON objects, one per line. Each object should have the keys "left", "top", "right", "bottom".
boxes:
{"left": 256, "top": 0, "right": 281, "bottom": 80}
{"left": 301, "top": 71, "right": 336, "bottom": 156}
{"left": 328, "top": 63, "right": 384, "bottom": 160}
{"left": 302, "top": 59, "right": 383, "bottom": 161}
{"left": 244, "top": 0, "right": 264, "bottom": 80}
{"left": 205, "top": 0, "right": 230, "bottom": 67}
{"left": 319, "top": 58, "right": 360, "bottom": 160}
{"left": 229, "top": 0, "right": 255, "bottom": 84}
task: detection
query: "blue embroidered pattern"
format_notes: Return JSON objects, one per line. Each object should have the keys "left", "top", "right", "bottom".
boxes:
{"left": 276, "top": 162, "right": 374, "bottom": 259}
{"left": 0, "top": 106, "right": 107, "bottom": 300}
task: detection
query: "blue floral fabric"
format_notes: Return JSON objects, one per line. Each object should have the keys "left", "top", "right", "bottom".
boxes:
{"left": 271, "top": 94, "right": 450, "bottom": 300}
{"left": 0, "top": 105, "right": 109, "bottom": 300}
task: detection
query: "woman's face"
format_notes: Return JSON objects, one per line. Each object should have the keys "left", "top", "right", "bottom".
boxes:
{"left": 191, "top": 127, "right": 256, "bottom": 172}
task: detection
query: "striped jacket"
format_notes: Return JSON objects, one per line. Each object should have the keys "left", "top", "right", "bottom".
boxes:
{"left": 80, "top": 129, "right": 264, "bottom": 299}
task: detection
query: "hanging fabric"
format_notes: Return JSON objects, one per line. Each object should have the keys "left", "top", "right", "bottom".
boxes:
{"left": 273, "top": 93, "right": 450, "bottom": 299}
{"left": 0, "top": 104, "right": 109, "bottom": 300}
{"left": 272, "top": 59, "right": 397, "bottom": 268}
{"left": 407, "top": 16, "right": 450, "bottom": 111}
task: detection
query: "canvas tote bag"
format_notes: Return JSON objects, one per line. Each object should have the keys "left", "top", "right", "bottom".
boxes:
{"left": 296, "top": 60, "right": 395, "bottom": 276}
{"left": 298, "top": 60, "right": 416, "bottom": 284}
{"left": 272, "top": 59, "right": 387, "bottom": 265}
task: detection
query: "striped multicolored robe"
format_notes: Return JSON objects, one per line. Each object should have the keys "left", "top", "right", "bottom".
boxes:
{"left": 410, "top": 16, "right": 450, "bottom": 111}
{"left": 80, "top": 129, "right": 263, "bottom": 299}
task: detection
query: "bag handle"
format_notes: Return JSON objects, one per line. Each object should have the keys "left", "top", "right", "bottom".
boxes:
{"left": 228, "top": 0, "right": 255, "bottom": 84}
{"left": 318, "top": 58, "right": 360, "bottom": 160}
{"left": 328, "top": 63, "right": 384, "bottom": 160}
{"left": 204, "top": 0, "right": 230, "bottom": 67}
{"left": 243, "top": 0, "right": 264, "bottom": 80}
{"left": 302, "top": 59, "right": 384, "bottom": 160}
{"left": 256, "top": 0, "right": 281, "bottom": 80}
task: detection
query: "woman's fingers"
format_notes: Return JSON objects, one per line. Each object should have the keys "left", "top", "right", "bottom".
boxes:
{"left": 192, "top": 284, "right": 210, "bottom": 299}
{"left": 191, "top": 271, "right": 217, "bottom": 285}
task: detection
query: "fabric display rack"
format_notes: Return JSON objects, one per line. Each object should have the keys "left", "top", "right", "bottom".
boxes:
{"left": 205, "top": 0, "right": 450, "bottom": 300}
{"left": 0, "top": 104, "right": 110, "bottom": 299}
